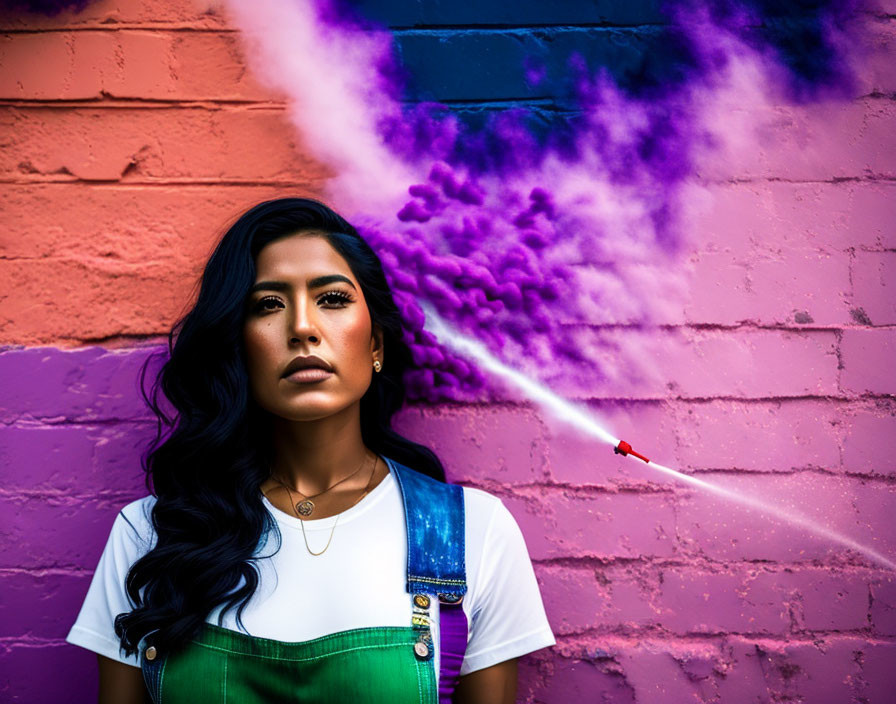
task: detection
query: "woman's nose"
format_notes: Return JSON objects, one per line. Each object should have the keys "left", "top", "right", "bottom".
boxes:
{"left": 289, "top": 299, "right": 320, "bottom": 344}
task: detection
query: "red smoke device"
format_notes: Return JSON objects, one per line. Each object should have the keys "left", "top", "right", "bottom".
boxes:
{"left": 614, "top": 440, "right": 650, "bottom": 463}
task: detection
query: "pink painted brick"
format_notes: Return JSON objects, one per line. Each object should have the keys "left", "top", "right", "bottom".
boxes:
{"left": 843, "top": 183, "right": 896, "bottom": 250}
{"left": 0, "top": 106, "right": 321, "bottom": 182}
{"left": 704, "top": 100, "right": 896, "bottom": 181}
{"left": 0, "top": 497, "right": 131, "bottom": 569}
{"left": 781, "top": 570, "right": 870, "bottom": 631}
{"left": 0, "top": 642, "right": 98, "bottom": 704}
{"left": 668, "top": 329, "right": 840, "bottom": 399}
{"left": 676, "top": 473, "right": 863, "bottom": 563}
{"left": 676, "top": 400, "right": 840, "bottom": 473}
{"left": 696, "top": 182, "right": 896, "bottom": 254}
{"left": 543, "top": 400, "right": 677, "bottom": 487}
{"left": 537, "top": 566, "right": 657, "bottom": 635}
{"left": 393, "top": 405, "right": 548, "bottom": 484}
{"left": 852, "top": 250, "right": 896, "bottom": 326}
{"left": 656, "top": 570, "right": 790, "bottom": 635}
{"left": 856, "top": 20, "right": 896, "bottom": 96}
{"left": 0, "top": 571, "right": 91, "bottom": 639}
{"left": 684, "top": 248, "right": 851, "bottom": 327}
{"left": 0, "top": 347, "right": 160, "bottom": 422}
{"left": 841, "top": 403, "right": 896, "bottom": 476}
{"left": 557, "top": 328, "right": 840, "bottom": 399}
{"left": 0, "top": 424, "right": 147, "bottom": 493}
{"left": 870, "top": 576, "right": 896, "bottom": 636}
{"left": 503, "top": 492, "right": 677, "bottom": 560}
{"left": 841, "top": 329, "right": 896, "bottom": 395}
{"left": 690, "top": 183, "right": 774, "bottom": 258}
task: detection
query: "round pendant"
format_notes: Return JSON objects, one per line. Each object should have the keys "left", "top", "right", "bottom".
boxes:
{"left": 296, "top": 500, "right": 315, "bottom": 517}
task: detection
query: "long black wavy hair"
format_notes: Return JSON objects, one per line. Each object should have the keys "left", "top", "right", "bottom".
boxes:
{"left": 114, "top": 197, "right": 446, "bottom": 657}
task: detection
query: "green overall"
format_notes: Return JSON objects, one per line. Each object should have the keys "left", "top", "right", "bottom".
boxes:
{"left": 140, "top": 458, "right": 468, "bottom": 704}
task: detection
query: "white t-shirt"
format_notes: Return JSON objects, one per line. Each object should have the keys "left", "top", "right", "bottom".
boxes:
{"left": 67, "top": 463, "right": 555, "bottom": 678}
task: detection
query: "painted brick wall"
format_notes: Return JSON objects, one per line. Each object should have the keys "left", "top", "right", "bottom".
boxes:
{"left": 1, "top": 1, "right": 894, "bottom": 702}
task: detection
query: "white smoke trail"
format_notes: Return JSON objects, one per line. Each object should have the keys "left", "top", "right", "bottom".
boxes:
{"left": 422, "top": 302, "right": 896, "bottom": 572}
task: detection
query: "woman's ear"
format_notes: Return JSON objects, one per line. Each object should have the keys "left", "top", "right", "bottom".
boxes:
{"left": 371, "top": 323, "right": 385, "bottom": 362}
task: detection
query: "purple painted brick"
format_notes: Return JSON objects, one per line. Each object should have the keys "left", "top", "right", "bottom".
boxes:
{"left": 0, "top": 571, "right": 90, "bottom": 639}
{"left": 656, "top": 570, "right": 789, "bottom": 635}
{"left": 840, "top": 329, "right": 896, "bottom": 396}
{"left": 676, "top": 473, "right": 863, "bottom": 563}
{"left": 852, "top": 250, "right": 896, "bottom": 326}
{"left": 784, "top": 570, "right": 870, "bottom": 631}
{"left": 842, "top": 403, "right": 896, "bottom": 476}
{"left": 676, "top": 400, "right": 840, "bottom": 473}
{"left": 870, "top": 576, "right": 896, "bottom": 636}
{"left": 0, "top": 424, "right": 148, "bottom": 493}
{"left": 853, "top": 481, "right": 896, "bottom": 559}
{"left": 527, "top": 656, "right": 636, "bottom": 704}
{"left": 504, "top": 492, "right": 677, "bottom": 560}
{"left": 0, "top": 641, "right": 97, "bottom": 704}
{"left": 757, "top": 639, "right": 862, "bottom": 703}
{"left": 394, "top": 404, "right": 548, "bottom": 484}
{"left": 0, "top": 496, "right": 131, "bottom": 569}
{"left": 538, "top": 566, "right": 656, "bottom": 635}
{"left": 0, "top": 346, "right": 163, "bottom": 422}
{"left": 861, "top": 642, "right": 896, "bottom": 703}
{"left": 713, "top": 640, "right": 773, "bottom": 704}
{"left": 616, "top": 646, "right": 711, "bottom": 703}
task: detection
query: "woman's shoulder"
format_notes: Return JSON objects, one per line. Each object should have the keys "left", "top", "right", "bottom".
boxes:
{"left": 458, "top": 485, "right": 525, "bottom": 549}
{"left": 459, "top": 484, "right": 504, "bottom": 516}
{"left": 114, "top": 494, "right": 157, "bottom": 550}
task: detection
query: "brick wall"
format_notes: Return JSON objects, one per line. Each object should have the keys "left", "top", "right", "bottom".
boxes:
{"left": 1, "top": 0, "right": 894, "bottom": 702}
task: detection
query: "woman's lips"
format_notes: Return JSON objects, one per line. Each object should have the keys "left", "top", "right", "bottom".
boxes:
{"left": 284, "top": 368, "right": 334, "bottom": 384}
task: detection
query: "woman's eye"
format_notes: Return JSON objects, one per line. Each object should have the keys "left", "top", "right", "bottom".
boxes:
{"left": 254, "top": 296, "right": 283, "bottom": 312}
{"left": 318, "top": 291, "right": 353, "bottom": 308}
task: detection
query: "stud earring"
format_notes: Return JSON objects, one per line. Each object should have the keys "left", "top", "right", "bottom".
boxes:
{"left": 373, "top": 360, "right": 382, "bottom": 372}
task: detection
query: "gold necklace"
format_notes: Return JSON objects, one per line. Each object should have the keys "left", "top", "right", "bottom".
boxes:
{"left": 271, "top": 453, "right": 368, "bottom": 517}
{"left": 278, "top": 455, "right": 378, "bottom": 556}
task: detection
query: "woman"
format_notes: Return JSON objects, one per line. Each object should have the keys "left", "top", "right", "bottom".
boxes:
{"left": 67, "top": 198, "right": 555, "bottom": 703}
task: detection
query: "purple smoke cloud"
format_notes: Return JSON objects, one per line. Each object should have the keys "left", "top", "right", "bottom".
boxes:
{"left": 222, "top": 0, "right": 864, "bottom": 402}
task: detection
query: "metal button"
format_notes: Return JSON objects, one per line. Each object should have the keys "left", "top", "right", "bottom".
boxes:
{"left": 414, "top": 640, "right": 430, "bottom": 659}
{"left": 439, "top": 593, "right": 463, "bottom": 605}
{"left": 145, "top": 646, "right": 157, "bottom": 661}
{"left": 413, "top": 594, "right": 431, "bottom": 609}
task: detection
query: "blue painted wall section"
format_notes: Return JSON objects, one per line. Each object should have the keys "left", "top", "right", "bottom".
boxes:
{"left": 340, "top": 0, "right": 856, "bottom": 124}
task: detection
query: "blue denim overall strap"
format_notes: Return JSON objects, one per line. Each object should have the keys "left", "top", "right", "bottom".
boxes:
{"left": 387, "top": 459, "right": 467, "bottom": 600}
{"left": 387, "top": 458, "right": 468, "bottom": 703}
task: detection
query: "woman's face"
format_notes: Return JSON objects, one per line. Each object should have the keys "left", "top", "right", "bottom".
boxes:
{"left": 242, "top": 231, "right": 383, "bottom": 423}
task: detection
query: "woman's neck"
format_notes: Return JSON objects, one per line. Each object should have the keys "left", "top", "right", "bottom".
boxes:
{"left": 268, "top": 402, "right": 372, "bottom": 496}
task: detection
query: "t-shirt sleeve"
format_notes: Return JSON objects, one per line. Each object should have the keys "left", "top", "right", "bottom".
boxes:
{"left": 65, "top": 499, "right": 154, "bottom": 668}
{"left": 461, "top": 498, "right": 556, "bottom": 675}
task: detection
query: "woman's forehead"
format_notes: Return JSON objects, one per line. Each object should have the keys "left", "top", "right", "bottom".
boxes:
{"left": 254, "top": 232, "right": 354, "bottom": 280}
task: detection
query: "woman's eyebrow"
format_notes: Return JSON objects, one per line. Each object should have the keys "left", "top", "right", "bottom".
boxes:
{"left": 249, "top": 275, "right": 356, "bottom": 295}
